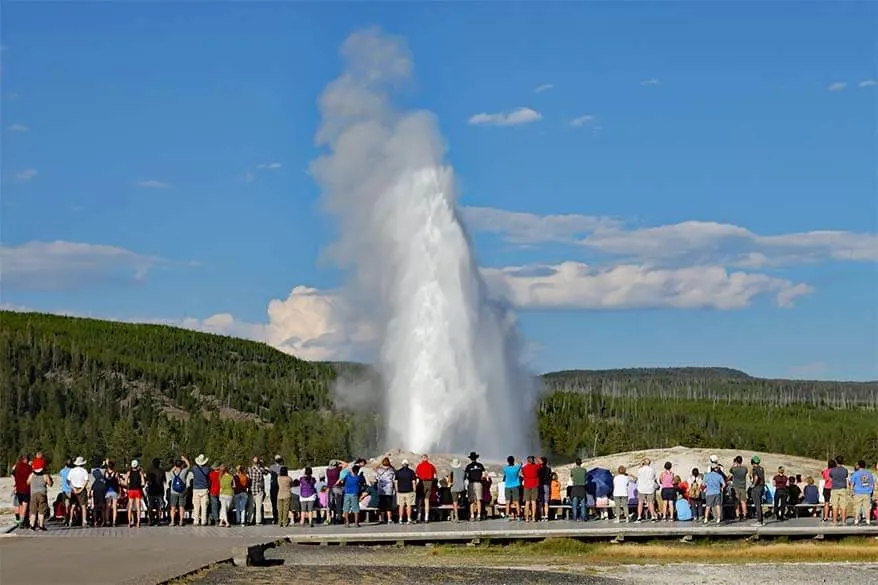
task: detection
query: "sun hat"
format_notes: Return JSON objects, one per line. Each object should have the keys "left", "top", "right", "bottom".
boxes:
{"left": 451, "top": 457, "right": 461, "bottom": 468}
{"left": 131, "top": 459, "right": 140, "bottom": 469}
{"left": 401, "top": 459, "right": 410, "bottom": 466}
{"left": 73, "top": 456, "right": 86, "bottom": 466}
{"left": 195, "top": 454, "right": 209, "bottom": 466}
{"left": 468, "top": 451, "right": 479, "bottom": 460}
{"left": 33, "top": 463, "right": 45, "bottom": 473}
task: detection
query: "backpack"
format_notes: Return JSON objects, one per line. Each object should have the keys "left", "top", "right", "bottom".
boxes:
{"left": 689, "top": 480, "right": 702, "bottom": 499}
{"left": 171, "top": 471, "right": 186, "bottom": 494}
{"left": 91, "top": 470, "right": 107, "bottom": 495}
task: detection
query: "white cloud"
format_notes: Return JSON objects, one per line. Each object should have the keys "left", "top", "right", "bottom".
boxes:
{"left": 135, "top": 179, "right": 169, "bottom": 189}
{"left": 257, "top": 162, "right": 282, "bottom": 170}
{"left": 640, "top": 78, "right": 661, "bottom": 87}
{"left": 569, "top": 115, "right": 597, "bottom": 128}
{"left": 859, "top": 79, "right": 877, "bottom": 88}
{"left": 482, "top": 262, "right": 812, "bottom": 310}
{"left": 0, "top": 241, "right": 163, "bottom": 291}
{"left": 827, "top": 82, "right": 847, "bottom": 92}
{"left": 461, "top": 206, "right": 620, "bottom": 243}
{"left": 462, "top": 206, "right": 878, "bottom": 268}
{"left": 8, "top": 124, "right": 28, "bottom": 132}
{"left": 15, "top": 169, "right": 37, "bottom": 182}
{"left": 534, "top": 83, "right": 554, "bottom": 93}
{"left": 468, "top": 107, "right": 542, "bottom": 127}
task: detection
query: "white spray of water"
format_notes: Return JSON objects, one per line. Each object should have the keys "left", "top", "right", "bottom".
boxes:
{"left": 310, "top": 29, "right": 536, "bottom": 458}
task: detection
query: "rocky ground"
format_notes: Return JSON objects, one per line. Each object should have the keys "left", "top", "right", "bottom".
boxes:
{"left": 182, "top": 544, "right": 878, "bottom": 585}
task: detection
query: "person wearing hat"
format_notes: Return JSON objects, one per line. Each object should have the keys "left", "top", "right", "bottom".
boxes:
{"left": 27, "top": 460, "right": 53, "bottom": 531}
{"left": 125, "top": 459, "right": 146, "bottom": 528}
{"left": 464, "top": 452, "right": 486, "bottom": 522}
{"left": 749, "top": 455, "right": 766, "bottom": 526}
{"left": 449, "top": 457, "right": 466, "bottom": 522}
{"left": 702, "top": 464, "right": 726, "bottom": 525}
{"left": 67, "top": 456, "right": 90, "bottom": 527}
{"left": 394, "top": 459, "right": 417, "bottom": 524}
{"left": 191, "top": 454, "right": 211, "bottom": 526}
{"left": 268, "top": 455, "right": 284, "bottom": 525}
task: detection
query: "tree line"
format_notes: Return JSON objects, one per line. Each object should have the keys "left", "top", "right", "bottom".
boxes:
{"left": 1, "top": 311, "right": 874, "bottom": 473}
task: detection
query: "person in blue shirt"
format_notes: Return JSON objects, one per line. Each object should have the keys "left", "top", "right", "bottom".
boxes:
{"left": 849, "top": 460, "right": 875, "bottom": 526}
{"left": 341, "top": 465, "right": 362, "bottom": 528}
{"left": 702, "top": 465, "right": 726, "bottom": 524}
{"left": 502, "top": 456, "right": 522, "bottom": 521}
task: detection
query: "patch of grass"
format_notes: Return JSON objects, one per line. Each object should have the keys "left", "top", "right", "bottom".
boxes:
{"left": 422, "top": 537, "right": 878, "bottom": 565}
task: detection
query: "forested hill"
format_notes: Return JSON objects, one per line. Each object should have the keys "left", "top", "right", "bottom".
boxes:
{"left": 2, "top": 311, "right": 876, "bottom": 473}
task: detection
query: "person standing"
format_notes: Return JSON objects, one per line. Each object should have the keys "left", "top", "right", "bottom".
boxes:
{"left": 415, "top": 454, "right": 437, "bottom": 523}
{"left": 464, "top": 452, "right": 486, "bottom": 522}
{"left": 849, "top": 459, "right": 873, "bottom": 526}
{"left": 749, "top": 456, "right": 766, "bottom": 526}
{"left": 233, "top": 465, "right": 250, "bottom": 526}
{"left": 502, "top": 456, "right": 522, "bottom": 521}
{"left": 539, "top": 457, "right": 552, "bottom": 522}
{"left": 521, "top": 456, "right": 541, "bottom": 523}
{"left": 829, "top": 456, "right": 850, "bottom": 526}
{"left": 772, "top": 466, "right": 789, "bottom": 522}
{"left": 27, "top": 460, "right": 52, "bottom": 531}
{"left": 569, "top": 458, "right": 588, "bottom": 522}
{"left": 449, "top": 457, "right": 466, "bottom": 522}
{"left": 326, "top": 460, "right": 343, "bottom": 525}
{"left": 269, "top": 455, "right": 283, "bottom": 525}
{"left": 298, "top": 467, "right": 318, "bottom": 527}
{"left": 729, "top": 456, "right": 749, "bottom": 521}
{"left": 636, "top": 458, "right": 657, "bottom": 522}
{"left": 247, "top": 457, "right": 266, "bottom": 525}
{"left": 395, "top": 459, "right": 417, "bottom": 524}
{"left": 125, "top": 460, "right": 146, "bottom": 528}
{"left": 375, "top": 458, "right": 396, "bottom": 525}
{"left": 191, "top": 454, "right": 211, "bottom": 526}
{"left": 66, "top": 457, "right": 90, "bottom": 527}
{"left": 341, "top": 464, "right": 362, "bottom": 528}
{"left": 13, "top": 454, "right": 32, "bottom": 530}
{"left": 702, "top": 464, "right": 726, "bottom": 525}
{"left": 276, "top": 467, "right": 293, "bottom": 528}
{"left": 167, "top": 457, "right": 191, "bottom": 527}
{"left": 146, "top": 458, "right": 166, "bottom": 526}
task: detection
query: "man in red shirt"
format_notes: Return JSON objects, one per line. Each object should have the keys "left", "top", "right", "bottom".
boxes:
{"left": 521, "top": 455, "right": 541, "bottom": 522}
{"left": 209, "top": 465, "right": 221, "bottom": 525}
{"left": 415, "top": 454, "right": 437, "bottom": 523}
{"left": 13, "top": 454, "right": 32, "bottom": 529}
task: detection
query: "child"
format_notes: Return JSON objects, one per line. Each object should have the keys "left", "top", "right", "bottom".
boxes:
{"left": 613, "top": 466, "right": 630, "bottom": 523}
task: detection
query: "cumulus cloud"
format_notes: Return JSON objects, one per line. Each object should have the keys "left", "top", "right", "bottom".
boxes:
{"left": 462, "top": 206, "right": 878, "bottom": 268}
{"left": 468, "top": 107, "right": 542, "bottom": 127}
{"left": 534, "top": 83, "right": 554, "bottom": 93}
{"left": 826, "top": 82, "right": 847, "bottom": 92}
{"left": 0, "top": 241, "right": 163, "bottom": 291}
{"left": 481, "top": 262, "right": 813, "bottom": 310}
{"left": 135, "top": 179, "right": 169, "bottom": 189}
{"left": 15, "top": 169, "right": 37, "bottom": 182}
{"left": 163, "top": 258, "right": 813, "bottom": 360}
{"left": 8, "top": 123, "right": 28, "bottom": 132}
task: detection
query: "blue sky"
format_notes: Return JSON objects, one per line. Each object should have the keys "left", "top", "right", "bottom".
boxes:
{"left": 2, "top": 2, "right": 876, "bottom": 380}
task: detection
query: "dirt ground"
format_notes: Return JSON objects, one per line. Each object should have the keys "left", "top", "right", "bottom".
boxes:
{"left": 182, "top": 544, "right": 878, "bottom": 585}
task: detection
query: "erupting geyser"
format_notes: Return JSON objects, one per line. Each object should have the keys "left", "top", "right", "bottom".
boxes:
{"left": 310, "top": 29, "right": 536, "bottom": 457}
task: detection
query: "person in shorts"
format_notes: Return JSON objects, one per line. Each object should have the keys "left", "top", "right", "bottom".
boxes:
{"left": 67, "top": 456, "right": 90, "bottom": 527}
{"left": 166, "top": 457, "right": 191, "bottom": 526}
{"left": 342, "top": 465, "right": 362, "bottom": 528}
{"left": 104, "top": 460, "right": 121, "bottom": 527}
{"left": 502, "top": 456, "right": 522, "bottom": 520}
{"left": 449, "top": 458, "right": 466, "bottom": 522}
{"left": 828, "top": 457, "right": 850, "bottom": 526}
{"left": 702, "top": 464, "right": 726, "bottom": 524}
{"left": 27, "top": 461, "right": 52, "bottom": 531}
{"left": 465, "top": 452, "right": 485, "bottom": 521}
{"left": 395, "top": 459, "right": 417, "bottom": 524}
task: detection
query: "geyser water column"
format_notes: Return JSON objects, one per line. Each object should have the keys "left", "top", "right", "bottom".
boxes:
{"left": 310, "top": 29, "right": 536, "bottom": 457}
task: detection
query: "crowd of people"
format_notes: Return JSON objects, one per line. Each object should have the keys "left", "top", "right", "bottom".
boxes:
{"left": 9, "top": 449, "right": 877, "bottom": 531}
